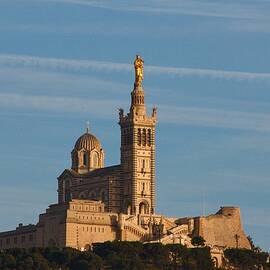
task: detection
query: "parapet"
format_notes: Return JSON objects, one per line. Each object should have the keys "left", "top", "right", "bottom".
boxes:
{"left": 216, "top": 206, "right": 240, "bottom": 217}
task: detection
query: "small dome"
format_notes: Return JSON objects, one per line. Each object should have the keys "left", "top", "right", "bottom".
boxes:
{"left": 74, "top": 132, "right": 101, "bottom": 151}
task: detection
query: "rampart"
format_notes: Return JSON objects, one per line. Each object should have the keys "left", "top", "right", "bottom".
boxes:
{"left": 193, "top": 207, "right": 251, "bottom": 249}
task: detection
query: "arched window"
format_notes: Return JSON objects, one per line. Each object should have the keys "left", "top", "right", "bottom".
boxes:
{"left": 89, "top": 191, "right": 96, "bottom": 200}
{"left": 92, "top": 152, "right": 99, "bottom": 168}
{"left": 147, "top": 129, "right": 151, "bottom": 146}
{"left": 100, "top": 191, "right": 106, "bottom": 202}
{"left": 127, "top": 128, "right": 132, "bottom": 145}
{"left": 139, "top": 202, "right": 149, "bottom": 214}
{"left": 65, "top": 179, "right": 70, "bottom": 189}
{"left": 127, "top": 205, "right": 131, "bottom": 215}
{"left": 83, "top": 152, "right": 88, "bottom": 166}
{"left": 65, "top": 191, "right": 71, "bottom": 202}
{"left": 137, "top": 128, "right": 142, "bottom": 145}
{"left": 142, "top": 129, "right": 146, "bottom": 146}
{"left": 142, "top": 159, "right": 146, "bottom": 169}
{"left": 79, "top": 192, "right": 85, "bottom": 199}
{"left": 64, "top": 180, "right": 71, "bottom": 202}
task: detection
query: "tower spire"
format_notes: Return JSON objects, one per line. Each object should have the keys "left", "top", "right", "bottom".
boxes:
{"left": 119, "top": 55, "right": 157, "bottom": 215}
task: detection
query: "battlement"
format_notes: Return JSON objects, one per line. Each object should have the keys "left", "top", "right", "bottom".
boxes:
{"left": 216, "top": 206, "right": 240, "bottom": 217}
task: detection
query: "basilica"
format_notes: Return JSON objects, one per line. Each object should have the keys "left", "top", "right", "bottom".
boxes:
{"left": 0, "top": 56, "right": 251, "bottom": 266}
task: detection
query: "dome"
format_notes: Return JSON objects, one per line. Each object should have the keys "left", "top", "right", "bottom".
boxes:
{"left": 71, "top": 129, "right": 104, "bottom": 173}
{"left": 74, "top": 131, "right": 101, "bottom": 151}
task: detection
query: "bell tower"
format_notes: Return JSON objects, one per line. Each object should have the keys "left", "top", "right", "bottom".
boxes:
{"left": 119, "top": 55, "right": 157, "bottom": 215}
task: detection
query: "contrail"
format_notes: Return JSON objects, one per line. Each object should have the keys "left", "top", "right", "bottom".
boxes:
{"left": 1, "top": 53, "right": 270, "bottom": 82}
{"left": 1, "top": 93, "right": 270, "bottom": 132}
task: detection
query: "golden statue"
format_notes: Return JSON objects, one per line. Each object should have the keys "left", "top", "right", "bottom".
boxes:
{"left": 134, "top": 55, "right": 144, "bottom": 87}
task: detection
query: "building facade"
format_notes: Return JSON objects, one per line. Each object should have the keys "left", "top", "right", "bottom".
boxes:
{"left": 0, "top": 56, "right": 251, "bottom": 266}
{"left": 57, "top": 55, "right": 157, "bottom": 216}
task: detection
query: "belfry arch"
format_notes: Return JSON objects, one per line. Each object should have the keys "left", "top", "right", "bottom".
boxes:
{"left": 139, "top": 201, "right": 149, "bottom": 214}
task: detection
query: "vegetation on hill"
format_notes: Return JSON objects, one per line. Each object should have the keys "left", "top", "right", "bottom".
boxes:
{"left": 0, "top": 241, "right": 269, "bottom": 270}
{"left": 223, "top": 248, "right": 270, "bottom": 270}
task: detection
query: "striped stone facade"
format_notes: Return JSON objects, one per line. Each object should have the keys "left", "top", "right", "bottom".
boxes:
{"left": 119, "top": 84, "right": 157, "bottom": 215}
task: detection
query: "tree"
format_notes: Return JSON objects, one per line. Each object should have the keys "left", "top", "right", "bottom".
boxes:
{"left": 224, "top": 248, "right": 270, "bottom": 270}
{"left": 189, "top": 247, "right": 214, "bottom": 270}
{"left": 247, "top": 235, "right": 256, "bottom": 250}
{"left": 93, "top": 241, "right": 144, "bottom": 269}
{"left": 69, "top": 251, "right": 103, "bottom": 270}
{"left": 143, "top": 243, "right": 169, "bottom": 268}
{"left": 70, "top": 259, "right": 93, "bottom": 270}
{"left": 191, "top": 236, "right": 206, "bottom": 247}
{"left": 166, "top": 243, "right": 187, "bottom": 269}
{"left": 31, "top": 252, "right": 51, "bottom": 270}
{"left": 0, "top": 253, "right": 16, "bottom": 269}
{"left": 17, "top": 256, "right": 34, "bottom": 270}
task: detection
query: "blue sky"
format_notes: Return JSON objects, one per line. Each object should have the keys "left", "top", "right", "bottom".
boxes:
{"left": 0, "top": 0, "right": 270, "bottom": 251}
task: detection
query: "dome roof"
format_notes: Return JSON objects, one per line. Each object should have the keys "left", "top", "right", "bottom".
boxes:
{"left": 74, "top": 131, "right": 101, "bottom": 151}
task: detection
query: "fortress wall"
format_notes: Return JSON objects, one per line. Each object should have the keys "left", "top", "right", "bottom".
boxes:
{"left": 66, "top": 222, "right": 117, "bottom": 250}
{"left": 121, "top": 229, "right": 142, "bottom": 241}
{"left": 37, "top": 210, "right": 67, "bottom": 248}
{"left": 64, "top": 200, "right": 119, "bottom": 249}
{"left": 195, "top": 207, "right": 251, "bottom": 249}
{"left": 0, "top": 224, "right": 36, "bottom": 250}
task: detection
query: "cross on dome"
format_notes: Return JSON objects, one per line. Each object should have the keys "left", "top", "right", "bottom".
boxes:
{"left": 86, "top": 121, "right": 90, "bottom": 133}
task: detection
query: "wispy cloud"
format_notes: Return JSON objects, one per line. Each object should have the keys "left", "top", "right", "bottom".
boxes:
{"left": 0, "top": 66, "right": 129, "bottom": 96}
{"left": 1, "top": 93, "right": 270, "bottom": 133}
{"left": 159, "top": 104, "right": 270, "bottom": 132}
{"left": 0, "top": 54, "right": 131, "bottom": 73}
{"left": 0, "top": 93, "right": 123, "bottom": 118}
{"left": 1, "top": 1, "right": 270, "bottom": 36}
{"left": 1, "top": 53, "right": 270, "bottom": 83}
{"left": 146, "top": 65, "right": 270, "bottom": 82}
{"left": 1, "top": 16, "right": 269, "bottom": 37}
{"left": 40, "top": 0, "right": 270, "bottom": 20}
